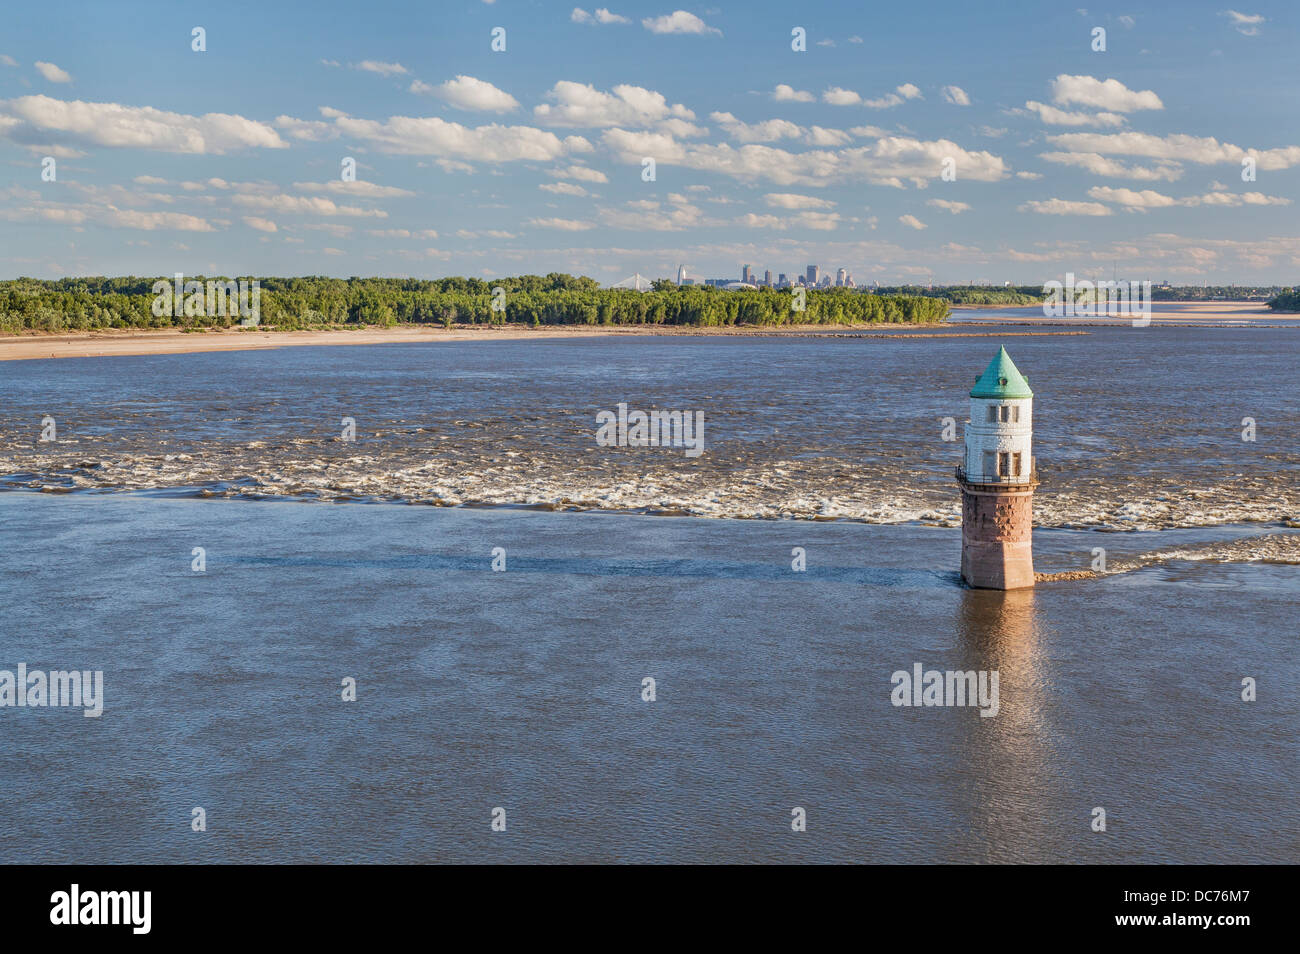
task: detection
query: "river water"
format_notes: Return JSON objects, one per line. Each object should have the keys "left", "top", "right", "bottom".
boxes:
{"left": 0, "top": 326, "right": 1296, "bottom": 862}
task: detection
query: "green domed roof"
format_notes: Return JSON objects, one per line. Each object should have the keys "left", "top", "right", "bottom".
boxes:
{"left": 971, "top": 346, "right": 1032, "bottom": 399}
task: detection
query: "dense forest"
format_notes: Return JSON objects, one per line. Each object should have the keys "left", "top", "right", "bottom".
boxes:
{"left": 1266, "top": 289, "right": 1300, "bottom": 312}
{"left": 877, "top": 285, "right": 1043, "bottom": 305}
{"left": 1154, "top": 285, "right": 1287, "bottom": 301}
{"left": 0, "top": 274, "right": 950, "bottom": 333}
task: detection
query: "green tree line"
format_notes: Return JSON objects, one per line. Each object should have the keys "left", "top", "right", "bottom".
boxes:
{"left": 0, "top": 274, "right": 949, "bottom": 333}
{"left": 876, "top": 285, "right": 1043, "bottom": 305}
{"left": 1266, "top": 289, "right": 1300, "bottom": 312}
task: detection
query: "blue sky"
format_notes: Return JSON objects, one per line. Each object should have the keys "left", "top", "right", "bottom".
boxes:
{"left": 2, "top": 0, "right": 1298, "bottom": 283}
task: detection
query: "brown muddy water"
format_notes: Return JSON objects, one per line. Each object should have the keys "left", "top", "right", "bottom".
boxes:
{"left": 0, "top": 326, "right": 1296, "bottom": 862}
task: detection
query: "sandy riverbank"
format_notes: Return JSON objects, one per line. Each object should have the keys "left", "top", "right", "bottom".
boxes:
{"left": 0, "top": 323, "right": 1090, "bottom": 361}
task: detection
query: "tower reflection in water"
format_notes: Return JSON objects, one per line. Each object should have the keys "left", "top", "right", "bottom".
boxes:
{"left": 951, "top": 586, "right": 1068, "bottom": 862}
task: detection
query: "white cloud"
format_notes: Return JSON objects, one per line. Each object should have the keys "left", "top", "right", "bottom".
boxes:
{"left": 1047, "top": 131, "right": 1300, "bottom": 170}
{"left": 5, "top": 202, "right": 218, "bottom": 231}
{"left": 600, "top": 195, "right": 703, "bottom": 230}
{"left": 232, "top": 193, "right": 388, "bottom": 217}
{"left": 805, "top": 126, "right": 852, "bottom": 147}
{"left": 312, "top": 109, "right": 588, "bottom": 161}
{"left": 354, "top": 60, "right": 408, "bottom": 76}
{"left": 34, "top": 61, "right": 72, "bottom": 83}
{"left": 294, "top": 180, "right": 415, "bottom": 198}
{"left": 898, "top": 214, "right": 927, "bottom": 229}
{"left": 1039, "top": 151, "right": 1183, "bottom": 181}
{"left": 242, "top": 216, "right": 278, "bottom": 232}
{"left": 601, "top": 128, "right": 1007, "bottom": 188}
{"left": 773, "top": 84, "right": 815, "bottom": 103}
{"left": 0, "top": 55, "right": 18, "bottom": 67}
{"left": 738, "top": 211, "right": 840, "bottom": 231}
{"left": 763, "top": 193, "right": 836, "bottom": 210}
{"left": 1222, "top": 10, "right": 1265, "bottom": 35}
{"left": 534, "top": 81, "right": 694, "bottom": 128}
{"left": 0, "top": 95, "right": 287, "bottom": 153}
{"left": 546, "top": 164, "right": 609, "bottom": 183}
{"left": 710, "top": 112, "right": 802, "bottom": 143}
{"left": 573, "top": 8, "right": 631, "bottom": 24}
{"left": 422, "top": 75, "right": 519, "bottom": 113}
{"left": 1018, "top": 198, "right": 1112, "bottom": 215}
{"left": 456, "top": 228, "right": 518, "bottom": 239}
{"left": 526, "top": 216, "right": 595, "bottom": 230}
{"left": 941, "top": 85, "right": 971, "bottom": 106}
{"left": 822, "top": 87, "right": 861, "bottom": 106}
{"left": 1050, "top": 75, "right": 1163, "bottom": 112}
{"left": 658, "top": 117, "right": 708, "bottom": 138}
{"left": 641, "top": 11, "right": 721, "bottom": 35}
{"left": 540, "top": 181, "right": 590, "bottom": 196}
{"left": 859, "top": 84, "right": 924, "bottom": 110}
{"left": 926, "top": 199, "right": 970, "bottom": 213}
{"left": 1022, "top": 100, "right": 1126, "bottom": 126}
{"left": 274, "top": 115, "right": 338, "bottom": 141}
{"left": 366, "top": 228, "right": 439, "bottom": 239}
{"left": 1088, "top": 184, "right": 1291, "bottom": 209}
{"left": 1086, "top": 185, "right": 1178, "bottom": 209}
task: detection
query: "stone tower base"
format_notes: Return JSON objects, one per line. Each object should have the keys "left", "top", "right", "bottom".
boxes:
{"left": 959, "top": 479, "right": 1035, "bottom": 590}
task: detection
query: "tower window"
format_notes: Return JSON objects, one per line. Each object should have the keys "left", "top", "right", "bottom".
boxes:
{"left": 998, "top": 452, "right": 1011, "bottom": 477}
{"left": 984, "top": 451, "right": 995, "bottom": 476}
{"left": 987, "top": 406, "right": 997, "bottom": 423}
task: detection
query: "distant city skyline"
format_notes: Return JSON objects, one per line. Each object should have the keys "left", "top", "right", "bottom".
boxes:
{"left": 1, "top": 0, "right": 1298, "bottom": 283}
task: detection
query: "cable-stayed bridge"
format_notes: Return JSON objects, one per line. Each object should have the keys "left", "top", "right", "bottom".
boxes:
{"left": 608, "top": 273, "right": 654, "bottom": 292}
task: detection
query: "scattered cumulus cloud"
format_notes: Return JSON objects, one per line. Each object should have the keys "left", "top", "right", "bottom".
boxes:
{"left": 1047, "top": 131, "right": 1300, "bottom": 170}
{"left": 1021, "top": 101, "right": 1126, "bottom": 127}
{"left": 35, "top": 61, "right": 72, "bottom": 83}
{"left": 547, "top": 164, "right": 609, "bottom": 183}
{"left": 1222, "top": 10, "right": 1265, "bottom": 35}
{"left": 1039, "top": 151, "right": 1183, "bottom": 181}
{"left": 763, "top": 193, "right": 836, "bottom": 210}
{"left": 534, "top": 81, "right": 694, "bottom": 128}
{"left": 572, "top": 8, "right": 630, "bottom": 24}
{"left": 1051, "top": 75, "right": 1163, "bottom": 112}
{"left": 1019, "top": 198, "right": 1113, "bottom": 215}
{"left": 419, "top": 75, "right": 519, "bottom": 113}
{"left": 772, "top": 84, "right": 815, "bottom": 103}
{"left": 0, "top": 95, "right": 286, "bottom": 153}
{"left": 353, "top": 60, "right": 408, "bottom": 77}
{"left": 641, "top": 11, "right": 721, "bottom": 35}
{"left": 926, "top": 199, "right": 970, "bottom": 213}
{"left": 526, "top": 216, "right": 595, "bottom": 230}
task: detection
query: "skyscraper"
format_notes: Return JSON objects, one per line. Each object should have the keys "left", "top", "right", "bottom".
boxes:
{"left": 806, "top": 265, "right": 819, "bottom": 286}
{"left": 763, "top": 269, "right": 773, "bottom": 287}
{"left": 677, "top": 264, "right": 688, "bottom": 285}
{"left": 742, "top": 264, "right": 753, "bottom": 284}
{"left": 836, "top": 267, "right": 847, "bottom": 287}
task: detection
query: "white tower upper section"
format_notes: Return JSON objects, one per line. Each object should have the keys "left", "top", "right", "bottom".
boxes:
{"left": 962, "top": 347, "right": 1034, "bottom": 484}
